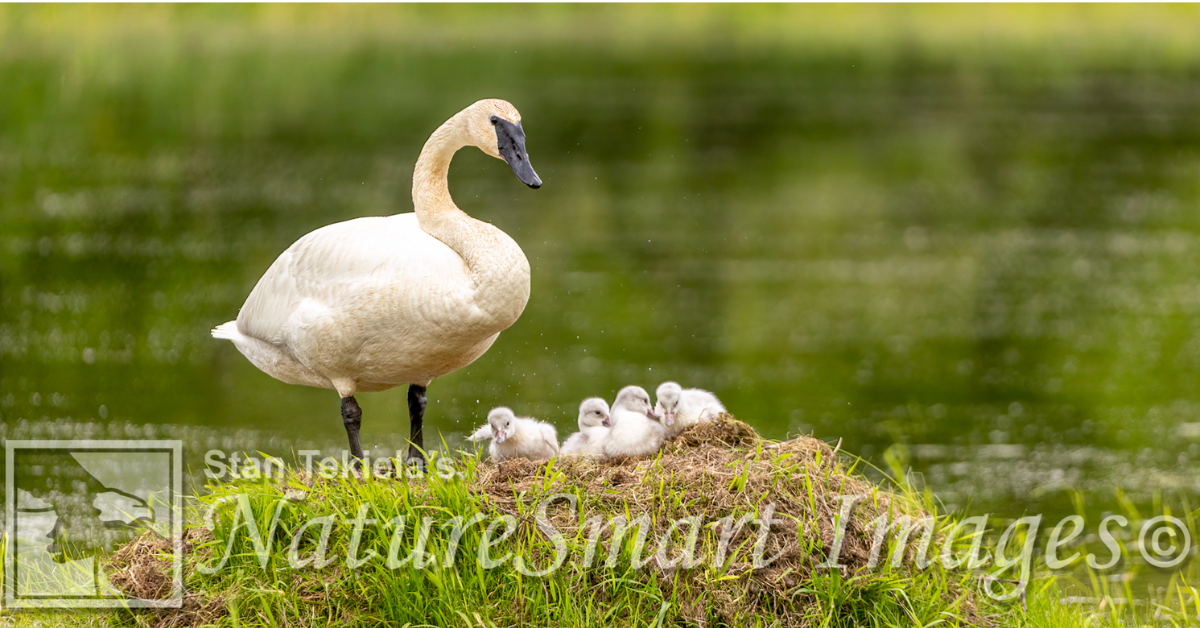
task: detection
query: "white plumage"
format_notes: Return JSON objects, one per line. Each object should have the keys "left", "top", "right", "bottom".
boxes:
{"left": 212, "top": 99, "right": 542, "bottom": 465}
{"left": 654, "top": 381, "right": 726, "bottom": 439}
{"left": 215, "top": 214, "right": 518, "bottom": 392}
{"left": 468, "top": 407, "right": 559, "bottom": 462}
{"left": 603, "top": 386, "right": 667, "bottom": 458}
{"left": 561, "top": 397, "right": 612, "bottom": 456}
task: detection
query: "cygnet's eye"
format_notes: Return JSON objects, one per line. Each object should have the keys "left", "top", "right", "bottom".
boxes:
{"left": 489, "top": 115, "right": 500, "bottom": 125}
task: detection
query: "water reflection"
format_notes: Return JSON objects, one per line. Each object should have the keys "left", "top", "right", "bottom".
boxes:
{"left": 3, "top": 9, "right": 1200, "bottom": 536}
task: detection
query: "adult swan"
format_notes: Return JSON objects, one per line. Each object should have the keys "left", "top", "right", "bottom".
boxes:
{"left": 213, "top": 99, "right": 541, "bottom": 468}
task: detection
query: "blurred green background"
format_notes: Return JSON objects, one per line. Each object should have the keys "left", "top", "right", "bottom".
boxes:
{"left": 3, "top": 4, "right": 1200, "bottom": 529}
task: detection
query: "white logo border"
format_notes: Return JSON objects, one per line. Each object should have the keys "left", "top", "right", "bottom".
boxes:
{"left": 4, "top": 439, "right": 184, "bottom": 609}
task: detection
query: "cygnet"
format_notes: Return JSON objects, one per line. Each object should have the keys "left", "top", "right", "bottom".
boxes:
{"left": 561, "top": 397, "right": 612, "bottom": 456}
{"left": 603, "top": 386, "right": 667, "bottom": 458}
{"left": 654, "top": 381, "right": 726, "bottom": 438}
{"left": 467, "top": 407, "right": 559, "bottom": 461}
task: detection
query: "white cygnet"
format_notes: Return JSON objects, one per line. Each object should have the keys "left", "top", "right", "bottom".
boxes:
{"left": 603, "top": 386, "right": 667, "bottom": 458}
{"left": 654, "top": 381, "right": 726, "bottom": 438}
{"left": 467, "top": 407, "right": 559, "bottom": 461}
{"left": 561, "top": 397, "right": 612, "bottom": 456}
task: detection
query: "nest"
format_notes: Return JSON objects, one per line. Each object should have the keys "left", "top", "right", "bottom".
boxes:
{"left": 471, "top": 414, "right": 976, "bottom": 625}
{"left": 111, "top": 414, "right": 981, "bottom": 627}
{"left": 106, "top": 528, "right": 226, "bottom": 628}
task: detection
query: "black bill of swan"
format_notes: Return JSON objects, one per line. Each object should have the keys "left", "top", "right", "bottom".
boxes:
{"left": 212, "top": 100, "right": 541, "bottom": 468}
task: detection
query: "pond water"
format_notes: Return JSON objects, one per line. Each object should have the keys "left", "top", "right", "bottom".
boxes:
{"left": 3, "top": 7, "right": 1200, "bottom": 562}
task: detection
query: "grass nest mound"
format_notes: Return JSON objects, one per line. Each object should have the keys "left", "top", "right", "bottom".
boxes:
{"left": 106, "top": 528, "right": 226, "bottom": 628}
{"left": 471, "top": 414, "right": 975, "bottom": 625}
{"left": 111, "top": 414, "right": 986, "bottom": 627}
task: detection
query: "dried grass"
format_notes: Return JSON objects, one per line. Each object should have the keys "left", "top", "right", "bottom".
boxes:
{"left": 106, "top": 528, "right": 226, "bottom": 628}
{"left": 109, "top": 414, "right": 984, "bottom": 627}
{"left": 471, "top": 414, "right": 982, "bottom": 626}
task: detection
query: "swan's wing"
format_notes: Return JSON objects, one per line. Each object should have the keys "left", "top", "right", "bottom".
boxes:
{"left": 542, "top": 425, "right": 560, "bottom": 455}
{"left": 701, "top": 391, "right": 726, "bottom": 414}
{"left": 561, "top": 432, "right": 586, "bottom": 454}
{"left": 527, "top": 421, "right": 558, "bottom": 455}
{"left": 697, "top": 401, "right": 726, "bottom": 420}
{"left": 467, "top": 424, "right": 493, "bottom": 442}
{"left": 688, "top": 388, "right": 724, "bottom": 407}
{"left": 681, "top": 389, "right": 726, "bottom": 420}
{"left": 582, "top": 428, "right": 609, "bottom": 455}
{"left": 235, "top": 214, "right": 468, "bottom": 346}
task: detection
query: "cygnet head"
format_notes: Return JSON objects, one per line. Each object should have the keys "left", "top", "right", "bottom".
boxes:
{"left": 578, "top": 397, "right": 611, "bottom": 429}
{"left": 655, "top": 381, "right": 683, "bottom": 426}
{"left": 487, "top": 407, "right": 517, "bottom": 443}
{"left": 461, "top": 99, "right": 541, "bottom": 189}
{"left": 612, "top": 386, "right": 660, "bottom": 422}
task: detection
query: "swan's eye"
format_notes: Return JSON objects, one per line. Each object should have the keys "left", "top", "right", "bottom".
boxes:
{"left": 489, "top": 115, "right": 500, "bottom": 125}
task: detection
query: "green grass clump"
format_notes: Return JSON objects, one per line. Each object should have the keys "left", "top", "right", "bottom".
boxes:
{"left": 0, "top": 417, "right": 1126, "bottom": 628}
{"left": 66, "top": 416, "right": 1080, "bottom": 628}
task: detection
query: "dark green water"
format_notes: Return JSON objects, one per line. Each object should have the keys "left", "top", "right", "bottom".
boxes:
{"left": 4, "top": 8, "right": 1200, "bottom": 539}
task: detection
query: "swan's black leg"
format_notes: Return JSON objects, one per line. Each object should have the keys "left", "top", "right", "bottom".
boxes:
{"left": 406, "top": 384, "right": 427, "bottom": 468}
{"left": 342, "top": 396, "right": 364, "bottom": 462}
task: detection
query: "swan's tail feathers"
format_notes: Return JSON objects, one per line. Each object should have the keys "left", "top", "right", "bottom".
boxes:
{"left": 467, "top": 424, "right": 493, "bottom": 442}
{"left": 212, "top": 321, "right": 241, "bottom": 341}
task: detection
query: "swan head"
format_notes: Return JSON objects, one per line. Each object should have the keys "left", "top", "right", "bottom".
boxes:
{"left": 655, "top": 381, "right": 683, "bottom": 426}
{"left": 466, "top": 99, "right": 542, "bottom": 189}
{"left": 487, "top": 406, "right": 517, "bottom": 443}
{"left": 579, "top": 397, "right": 611, "bottom": 429}
{"left": 613, "top": 386, "right": 660, "bottom": 422}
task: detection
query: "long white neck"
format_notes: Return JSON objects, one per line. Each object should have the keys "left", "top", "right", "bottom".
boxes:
{"left": 410, "top": 108, "right": 531, "bottom": 327}
{"left": 412, "top": 112, "right": 474, "bottom": 256}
